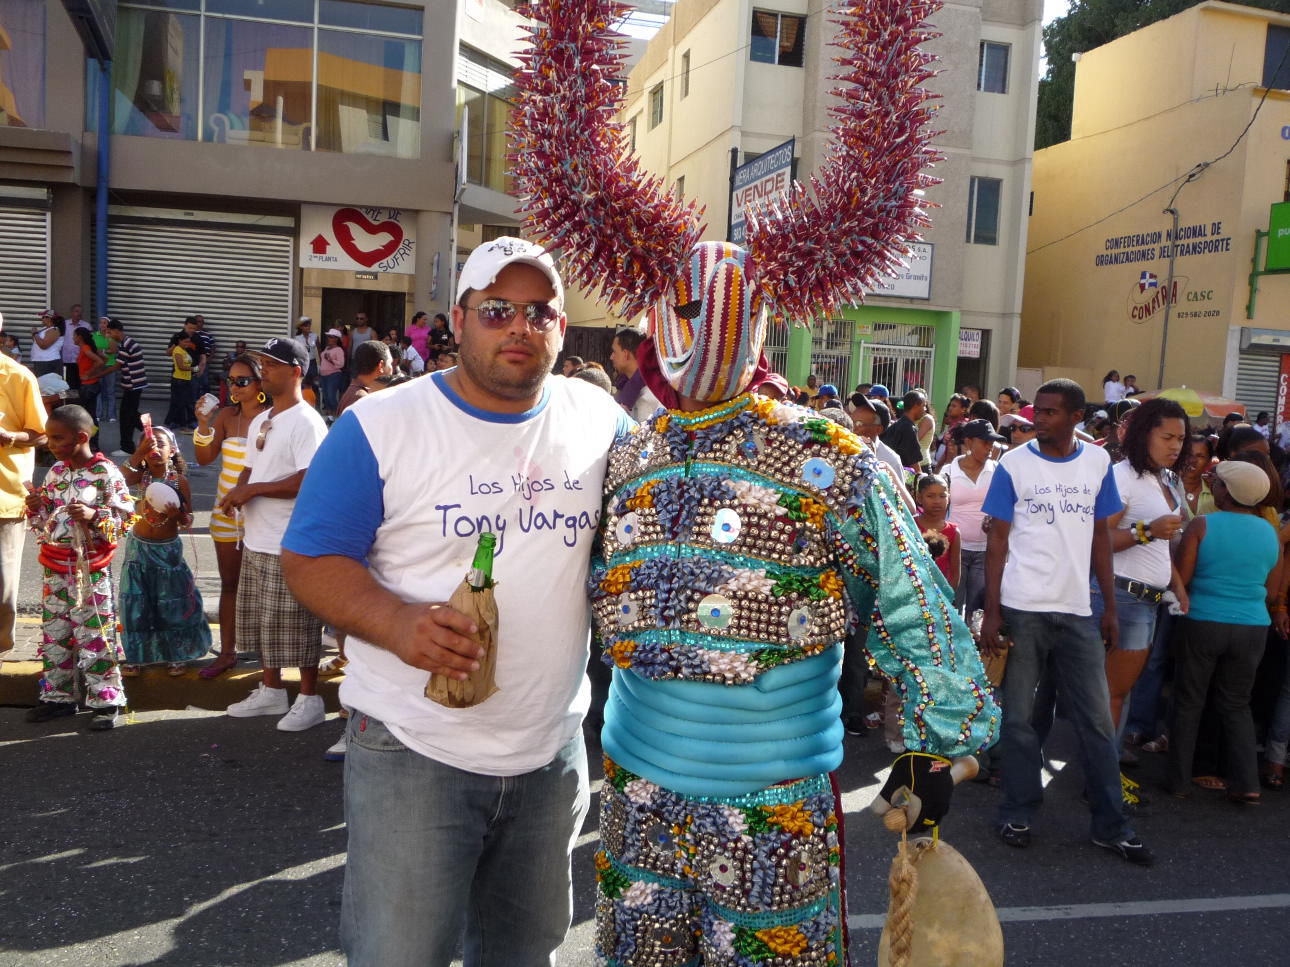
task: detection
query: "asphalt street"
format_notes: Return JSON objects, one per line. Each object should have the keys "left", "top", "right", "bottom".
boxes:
{"left": 2, "top": 705, "right": 1287, "bottom": 966}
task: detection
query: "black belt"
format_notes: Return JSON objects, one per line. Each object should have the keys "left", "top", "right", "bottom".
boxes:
{"left": 1115, "top": 576, "right": 1165, "bottom": 604}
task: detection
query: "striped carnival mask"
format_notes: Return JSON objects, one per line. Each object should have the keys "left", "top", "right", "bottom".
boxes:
{"left": 646, "top": 241, "right": 768, "bottom": 404}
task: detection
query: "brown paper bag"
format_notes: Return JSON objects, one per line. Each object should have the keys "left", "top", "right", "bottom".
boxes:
{"left": 423, "top": 578, "right": 499, "bottom": 708}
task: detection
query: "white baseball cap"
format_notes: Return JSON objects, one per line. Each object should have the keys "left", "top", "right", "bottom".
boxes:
{"left": 457, "top": 237, "right": 564, "bottom": 308}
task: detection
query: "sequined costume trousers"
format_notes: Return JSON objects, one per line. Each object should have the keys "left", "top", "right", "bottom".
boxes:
{"left": 37, "top": 565, "right": 126, "bottom": 708}
{"left": 595, "top": 757, "right": 847, "bottom": 967}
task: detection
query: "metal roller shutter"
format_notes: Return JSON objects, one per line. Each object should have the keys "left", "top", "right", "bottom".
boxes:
{"left": 1235, "top": 350, "right": 1280, "bottom": 420}
{"left": 0, "top": 206, "right": 50, "bottom": 327}
{"left": 103, "top": 220, "right": 294, "bottom": 398}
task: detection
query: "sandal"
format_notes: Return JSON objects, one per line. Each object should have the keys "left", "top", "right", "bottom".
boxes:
{"left": 1227, "top": 791, "right": 1261, "bottom": 806}
{"left": 1192, "top": 775, "right": 1227, "bottom": 791}
{"left": 1141, "top": 735, "right": 1169, "bottom": 754}
{"left": 1261, "top": 768, "right": 1285, "bottom": 790}
{"left": 319, "top": 656, "right": 348, "bottom": 676}
{"left": 168, "top": 663, "right": 186, "bottom": 677}
{"left": 198, "top": 654, "right": 238, "bottom": 680}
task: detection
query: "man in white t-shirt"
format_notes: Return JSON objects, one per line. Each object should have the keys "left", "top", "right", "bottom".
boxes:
{"left": 221, "top": 337, "right": 329, "bottom": 731}
{"left": 281, "top": 238, "right": 631, "bottom": 966}
{"left": 980, "top": 378, "right": 1154, "bottom": 866}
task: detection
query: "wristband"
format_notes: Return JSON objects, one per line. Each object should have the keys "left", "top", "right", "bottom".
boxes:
{"left": 193, "top": 429, "right": 215, "bottom": 446}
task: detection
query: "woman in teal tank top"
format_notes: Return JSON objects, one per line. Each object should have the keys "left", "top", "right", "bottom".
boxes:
{"left": 1170, "top": 457, "right": 1285, "bottom": 804}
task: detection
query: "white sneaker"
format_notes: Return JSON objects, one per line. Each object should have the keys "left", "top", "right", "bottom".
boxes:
{"left": 323, "top": 732, "right": 347, "bottom": 761}
{"left": 226, "top": 683, "right": 289, "bottom": 718}
{"left": 277, "top": 693, "right": 325, "bottom": 732}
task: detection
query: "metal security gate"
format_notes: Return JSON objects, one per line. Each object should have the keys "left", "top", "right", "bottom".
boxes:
{"left": 98, "top": 215, "right": 295, "bottom": 398}
{"left": 863, "top": 322, "right": 935, "bottom": 397}
{"left": 810, "top": 318, "right": 852, "bottom": 391}
{"left": 1235, "top": 350, "right": 1281, "bottom": 419}
{"left": 763, "top": 320, "right": 790, "bottom": 378}
{"left": 0, "top": 204, "right": 50, "bottom": 328}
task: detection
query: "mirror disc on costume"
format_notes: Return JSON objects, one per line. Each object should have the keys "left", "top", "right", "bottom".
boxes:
{"left": 800, "top": 457, "right": 836, "bottom": 490}
{"left": 711, "top": 508, "right": 742, "bottom": 544}
{"left": 788, "top": 607, "right": 812, "bottom": 639}
{"left": 785, "top": 851, "right": 813, "bottom": 886}
{"left": 697, "top": 594, "right": 734, "bottom": 630}
{"left": 617, "top": 596, "right": 640, "bottom": 626}
{"left": 645, "top": 821, "right": 673, "bottom": 850}
{"left": 709, "top": 855, "right": 739, "bottom": 887}
{"left": 615, "top": 512, "right": 640, "bottom": 545}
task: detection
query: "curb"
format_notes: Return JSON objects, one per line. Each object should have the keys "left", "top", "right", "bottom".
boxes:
{"left": 0, "top": 661, "right": 345, "bottom": 713}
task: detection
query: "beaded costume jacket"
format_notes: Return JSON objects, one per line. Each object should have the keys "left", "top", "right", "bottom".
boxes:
{"left": 590, "top": 395, "right": 998, "bottom": 757}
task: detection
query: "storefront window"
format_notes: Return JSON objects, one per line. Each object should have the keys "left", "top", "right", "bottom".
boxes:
{"left": 456, "top": 47, "right": 515, "bottom": 194}
{"left": 315, "top": 30, "right": 421, "bottom": 158}
{"left": 108, "top": 7, "right": 201, "bottom": 139}
{"left": 203, "top": 18, "right": 313, "bottom": 148}
{"left": 101, "top": 0, "right": 422, "bottom": 156}
{"left": 0, "top": 0, "right": 46, "bottom": 129}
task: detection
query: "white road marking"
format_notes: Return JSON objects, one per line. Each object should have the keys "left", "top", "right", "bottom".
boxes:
{"left": 848, "top": 893, "right": 1290, "bottom": 930}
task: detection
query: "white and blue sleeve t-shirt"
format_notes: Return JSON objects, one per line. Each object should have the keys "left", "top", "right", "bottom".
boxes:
{"left": 981, "top": 440, "right": 1123, "bottom": 616}
{"left": 283, "top": 370, "right": 632, "bottom": 776}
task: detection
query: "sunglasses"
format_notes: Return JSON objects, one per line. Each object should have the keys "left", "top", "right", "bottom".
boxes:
{"left": 255, "top": 420, "right": 273, "bottom": 451}
{"left": 227, "top": 376, "right": 256, "bottom": 387}
{"left": 467, "top": 298, "right": 560, "bottom": 331}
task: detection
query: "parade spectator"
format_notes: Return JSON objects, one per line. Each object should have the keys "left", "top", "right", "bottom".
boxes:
{"left": 1092, "top": 399, "right": 1189, "bottom": 743}
{"left": 1003, "top": 404, "right": 1037, "bottom": 449}
{"left": 1123, "top": 374, "right": 1143, "bottom": 397}
{"left": 119, "top": 426, "right": 210, "bottom": 676}
{"left": 1102, "top": 371, "right": 1125, "bottom": 403}
{"left": 407, "top": 311, "right": 432, "bottom": 365}
{"left": 319, "top": 329, "right": 347, "bottom": 414}
{"left": 1169, "top": 457, "right": 1285, "bottom": 804}
{"left": 30, "top": 311, "right": 63, "bottom": 377}
{"left": 427, "top": 312, "right": 453, "bottom": 361}
{"left": 1255, "top": 411, "right": 1272, "bottom": 439}
{"left": 281, "top": 237, "right": 630, "bottom": 966}
{"left": 915, "top": 472, "right": 960, "bottom": 589}
{"left": 104, "top": 320, "right": 148, "bottom": 456}
{"left": 92, "top": 316, "right": 118, "bottom": 424}
{"left": 349, "top": 313, "right": 377, "bottom": 374}
{"left": 24, "top": 405, "right": 132, "bottom": 729}
{"left": 997, "top": 385, "right": 1022, "bottom": 419}
{"left": 803, "top": 372, "right": 822, "bottom": 407}
{"left": 194, "top": 354, "right": 270, "bottom": 679}
{"left": 221, "top": 338, "right": 328, "bottom": 730}
{"left": 190, "top": 315, "right": 216, "bottom": 401}
{"left": 397, "top": 335, "right": 425, "bottom": 376}
{"left": 294, "top": 317, "right": 321, "bottom": 398}
{"left": 960, "top": 384, "right": 981, "bottom": 402}
{"left": 947, "top": 418, "right": 1003, "bottom": 617}
{"left": 435, "top": 351, "right": 458, "bottom": 372}
{"left": 867, "top": 383, "right": 890, "bottom": 402}
{"left": 914, "top": 388, "right": 937, "bottom": 468}
{"left": 817, "top": 382, "right": 840, "bottom": 411}
{"left": 969, "top": 397, "right": 1000, "bottom": 429}
{"left": 61, "top": 304, "right": 90, "bottom": 389}
{"left": 1, "top": 332, "right": 20, "bottom": 364}
{"left": 561, "top": 355, "right": 585, "bottom": 377}
{"left": 981, "top": 379, "right": 1152, "bottom": 864}
{"left": 0, "top": 314, "right": 47, "bottom": 654}
{"left": 74, "top": 328, "right": 105, "bottom": 451}
{"left": 936, "top": 392, "right": 970, "bottom": 465}
{"left": 571, "top": 365, "right": 612, "bottom": 393}
{"left": 165, "top": 332, "right": 195, "bottom": 430}
{"left": 336, "top": 341, "right": 393, "bottom": 418}
{"left": 1180, "top": 432, "right": 1217, "bottom": 517}
{"left": 881, "top": 389, "right": 927, "bottom": 469}
{"left": 610, "top": 325, "right": 661, "bottom": 420}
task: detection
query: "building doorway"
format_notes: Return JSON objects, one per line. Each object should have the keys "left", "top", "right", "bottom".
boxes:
{"left": 320, "top": 288, "right": 408, "bottom": 339}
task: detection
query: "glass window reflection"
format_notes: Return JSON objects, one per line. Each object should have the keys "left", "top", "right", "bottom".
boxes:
{"left": 315, "top": 30, "right": 421, "bottom": 158}
{"left": 0, "top": 0, "right": 46, "bottom": 129}
{"left": 205, "top": 0, "right": 314, "bottom": 23}
{"left": 110, "top": 8, "right": 200, "bottom": 139}
{"left": 203, "top": 18, "right": 313, "bottom": 149}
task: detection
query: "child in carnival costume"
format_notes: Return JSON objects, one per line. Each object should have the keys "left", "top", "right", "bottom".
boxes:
{"left": 511, "top": 1, "right": 999, "bottom": 963}
{"left": 24, "top": 405, "right": 135, "bottom": 731}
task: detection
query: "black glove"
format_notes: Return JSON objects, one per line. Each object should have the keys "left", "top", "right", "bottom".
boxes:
{"left": 877, "top": 752, "right": 955, "bottom": 831}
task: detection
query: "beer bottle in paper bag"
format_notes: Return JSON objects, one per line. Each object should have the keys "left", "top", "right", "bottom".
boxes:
{"left": 425, "top": 532, "right": 500, "bottom": 708}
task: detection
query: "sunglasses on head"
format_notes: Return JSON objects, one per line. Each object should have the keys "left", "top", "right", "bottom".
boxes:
{"left": 227, "top": 376, "right": 256, "bottom": 387}
{"left": 467, "top": 298, "right": 560, "bottom": 331}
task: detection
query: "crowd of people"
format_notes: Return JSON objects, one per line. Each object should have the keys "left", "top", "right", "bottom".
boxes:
{"left": 3, "top": 251, "right": 1290, "bottom": 961}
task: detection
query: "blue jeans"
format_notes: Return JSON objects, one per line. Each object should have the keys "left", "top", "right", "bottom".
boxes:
{"left": 321, "top": 371, "right": 345, "bottom": 413}
{"left": 1090, "top": 585, "right": 1159, "bottom": 742}
{"left": 1266, "top": 657, "right": 1290, "bottom": 766}
{"left": 97, "top": 369, "right": 117, "bottom": 421}
{"left": 998, "top": 607, "right": 1131, "bottom": 843}
{"left": 955, "top": 549, "right": 987, "bottom": 618}
{"left": 1125, "top": 608, "right": 1177, "bottom": 740}
{"left": 341, "top": 713, "right": 590, "bottom": 967}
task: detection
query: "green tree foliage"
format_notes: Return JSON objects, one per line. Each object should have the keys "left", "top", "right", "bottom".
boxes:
{"left": 1036, "top": 0, "right": 1290, "bottom": 149}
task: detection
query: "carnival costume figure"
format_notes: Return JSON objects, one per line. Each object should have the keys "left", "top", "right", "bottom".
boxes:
{"left": 511, "top": 2, "right": 999, "bottom": 963}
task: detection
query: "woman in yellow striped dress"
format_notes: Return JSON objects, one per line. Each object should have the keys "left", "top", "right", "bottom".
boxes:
{"left": 194, "top": 355, "right": 270, "bottom": 678}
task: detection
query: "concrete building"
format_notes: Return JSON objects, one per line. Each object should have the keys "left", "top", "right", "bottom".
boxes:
{"left": 1021, "top": 1, "right": 1290, "bottom": 418}
{"left": 0, "top": 0, "right": 528, "bottom": 395}
{"left": 566, "top": 0, "right": 1042, "bottom": 411}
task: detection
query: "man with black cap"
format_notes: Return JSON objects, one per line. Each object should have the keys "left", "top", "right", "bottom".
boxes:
{"left": 221, "top": 337, "right": 329, "bottom": 731}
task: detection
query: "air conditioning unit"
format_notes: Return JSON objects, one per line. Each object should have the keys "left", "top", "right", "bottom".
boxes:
{"left": 1240, "top": 327, "right": 1290, "bottom": 351}
{"left": 62, "top": 0, "right": 116, "bottom": 62}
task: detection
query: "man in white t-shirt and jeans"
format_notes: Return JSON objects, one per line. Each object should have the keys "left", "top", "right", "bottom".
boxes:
{"left": 222, "top": 337, "right": 329, "bottom": 731}
{"left": 281, "top": 238, "right": 631, "bottom": 966}
{"left": 980, "top": 378, "right": 1154, "bottom": 866}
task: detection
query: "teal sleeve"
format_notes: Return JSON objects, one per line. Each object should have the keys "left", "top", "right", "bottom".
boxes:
{"left": 832, "top": 457, "right": 999, "bottom": 756}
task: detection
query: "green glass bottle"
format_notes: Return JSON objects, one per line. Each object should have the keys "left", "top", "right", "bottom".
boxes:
{"left": 467, "top": 532, "right": 496, "bottom": 590}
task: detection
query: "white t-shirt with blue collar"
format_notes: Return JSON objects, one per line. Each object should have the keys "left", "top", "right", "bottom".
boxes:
{"left": 981, "top": 440, "right": 1123, "bottom": 616}
{"left": 283, "top": 370, "right": 632, "bottom": 776}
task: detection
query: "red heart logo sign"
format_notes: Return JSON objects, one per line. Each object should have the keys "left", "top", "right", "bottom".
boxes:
{"left": 331, "top": 208, "right": 404, "bottom": 268}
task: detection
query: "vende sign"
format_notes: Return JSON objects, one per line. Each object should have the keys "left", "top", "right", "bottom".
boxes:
{"left": 729, "top": 138, "right": 794, "bottom": 246}
{"left": 299, "top": 204, "right": 417, "bottom": 275}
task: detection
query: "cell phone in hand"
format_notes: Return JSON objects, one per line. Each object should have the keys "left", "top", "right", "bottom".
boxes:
{"left": 141, "top": 413, "right": 153, "bottom": 441}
